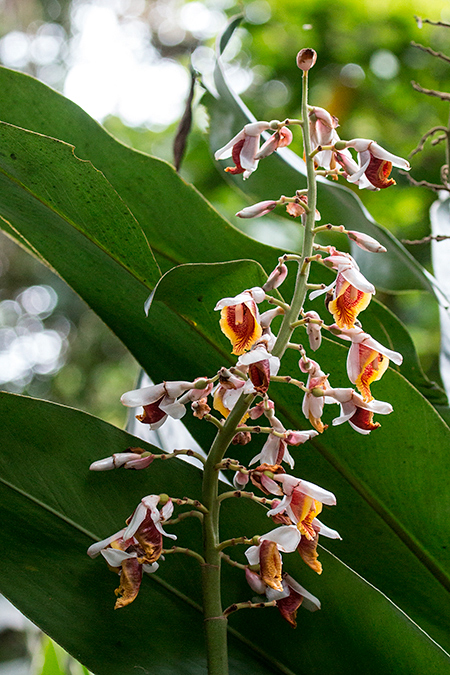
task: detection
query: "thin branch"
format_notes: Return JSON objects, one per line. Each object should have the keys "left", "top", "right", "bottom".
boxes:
{"left": 401, "top": 234, "right": 450, "bottom": 245}
{"left": 399, "top": 170, "right": 448, "bottom": 192}
{"left": 411, "top": 40, "right": 450, "bottom": 64}
{"left": 172, "top": 497, "right": 209, "bottom": 513}
{"left": 415, "top": 15, "right": 450, "bottom": 29}
{"left": 162, "top": 545, "right": 206, "bottom": 565}
{"left": 217, "top": 536, "right": 256, "bottom": 552}
{"left": 220, "top": 552, "right": 249, "bottom": 570}
{"left": 409, "top": 126, "right": 449, "bottom": 157}
{"left": 165, "top": 509, "right": 204, "bottom": 526}
{"left": 411, "top": 81, "right": 450, "bottom": 102}
{"left": 217, "top": 490, "right": 275, "bottom": 507}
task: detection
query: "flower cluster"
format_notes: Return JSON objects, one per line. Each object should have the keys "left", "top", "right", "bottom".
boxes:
{"left": 88, "top": 45, "right": 404, "bottom": 636}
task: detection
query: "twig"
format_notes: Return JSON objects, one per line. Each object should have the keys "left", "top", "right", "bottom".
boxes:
{"left": 411, "top": 41, "right": 450, "bottom": 64}
{"left": 409, "top": 126, "right": 449, "bottom": 157}
{"left": 162, "top": 546, "right": 206, "bottom": 565}
{"left": 411, "top": 81, "right": 450, "bottom": 102}
{"left": 165, "top": 510, "right": 204, "bottom": 525}
{"left": 415, "top": 15, "right": 450, "bottom": 29}
{"left": 399, "top": 170, "right": 447, "bottom": 192}
{"left": 401, "top": 234, "right": 450, "bottom": 245}
{"left": 220, "top": 552, "right": 248, "bottom": 570}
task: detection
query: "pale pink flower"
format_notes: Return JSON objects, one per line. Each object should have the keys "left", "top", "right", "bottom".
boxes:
{"left": 343, "top": 138, "right": 410, "bottom": 190}
{"left": 214, "top": 121, "right": 271, "bottom": 179}
{"left": 236, "top": 200, "right": 278, "bottom": 218}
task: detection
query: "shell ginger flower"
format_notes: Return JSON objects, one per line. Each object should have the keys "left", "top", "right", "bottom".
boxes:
{"left": 215, "top": 287, "right": 265, "bottom": 355}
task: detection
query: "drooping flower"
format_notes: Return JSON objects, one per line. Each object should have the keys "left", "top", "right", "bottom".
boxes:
{"left": 121, "top": 379, "right": 212, "bottom": 430}
{"left": 311, "top": 248, "right": 375, "bottom": 329}
{"left": 249, "top": 413, "right": 318, "bottom": 468}
{"left": 245, "top": 526, "right": 301, "bottom": 592}
{"left": 267, "top": 474, "right": 337, "bottom": 539}
{"left": 343, "top": 139, "right": 410, "bottom": 190}
{"left": 325, "top": 387, "right": 393, "bottom": 434}
{"left": 215, "top": 288, "right": 265, "bottom": 355}
{"left": 262, "top": 263, "right": 288, "bottom": 292}
{"left": 87, "top": 495, "right": 176, "bottom": 608}
{"left": 308, "top": 106, "right": 342, "bottom": 170}
{"left": 214, "top": 121, "right": 271, "bottom": 179}
{"left": 212, "top": 371, "right": 254, "bottom": 420}
{"left": 299, "top": 358, "right": 329, "bottom": 433}
{"left": 237, "top": 344, "right": 280, "bottom": 394}
{"left": 331, "top": 325, "right": 403, "bottom": 401}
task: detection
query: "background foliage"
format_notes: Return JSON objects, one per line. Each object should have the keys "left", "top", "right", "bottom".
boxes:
{"left": 1, "top": 0, "right": 450, "bottom": 674}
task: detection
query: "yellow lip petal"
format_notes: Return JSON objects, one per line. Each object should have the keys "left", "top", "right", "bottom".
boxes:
{"left": 219, "top": 302, "right": 262, "bottom": 355}
{"left": 329, "top": 279, "right": 372, "bottom": 329}
{"left": 260, "top": 540, "right": 284, "bottom": 592}
{"left": 355, "top": 346, "right": 389, "bottom": 401}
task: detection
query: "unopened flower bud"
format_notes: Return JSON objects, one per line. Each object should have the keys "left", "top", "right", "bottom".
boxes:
{"left": 346, "top": 230, "right": 387, "bottom": 253}
{"left": 296, "top": 48, "right": 317, "bottom": 71}
{"left": 234, "top": 470, "right": 249, "bottom": 489}
{"left": 236, "top": 200, "right": 277, "bottom": 219}
{"left": 262, "top": 263, "right": 288, "bottom": 291}
{"left": 334, "top": 140, "right": 347, "bottom": 151}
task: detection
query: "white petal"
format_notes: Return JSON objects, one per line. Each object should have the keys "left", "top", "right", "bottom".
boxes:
{"left": 120, "top": 383, "right": 165, "bottom": 407}
{"left": 101, "top": 548, "right": 137, "bottom": 567}
{"left": 89, "top": 457, "right": 115, "bottom": 471}
{"left": 265, "top": 583, "right": 290, "bottom": 601}
{"left": 309, "top": 279, "right": 335, "bottom": 301}
{"left": 341, "top": 266, "right": 375, "bottom": 294}
{"left": 369, "top": 142, "right": 410, "bottom": 169}
{"left": 214, "top": 129, "right": 245, "bottom": 160}
{"left": 267, "top": 495, "right": 291, "bottom": 516}
{"left": 159, "top": 398, "right": 186, "bottom": 419}
{"left": 298, "top": 479, "right": 336, "bottom": 505}
{"left": 238, "top": 346, "right": 271, "bottom": 366}
{"left": 261, "top": 525, "right": 301, "bottom": 552}
{"left": 284, "top": 574, "right": 321, "bottom": 611}
{"left": 161, "top": 500, "right": 174, "bottom": 521}
{"left": 143, "top": 562, "right": 159, "bottom": 574}
{"left": 346, "top": 344, "right": 360, "bottom": 385}
{"left": 87, "top": 529, "right": 126, "bottom": 557}
{"left": 245, "top": 544, "right": 261, "bottom": 566}
{"left": 312, "top": 518, "right": 342, "bottom": 539}
{"left": 214, "top": 291, "right": 253, "bottom": 311}
{"left": 240, "top": 135, "right": 260, "bottom": 171}
{"left": 123, "top": 502, "right": 148, "bottom": 540}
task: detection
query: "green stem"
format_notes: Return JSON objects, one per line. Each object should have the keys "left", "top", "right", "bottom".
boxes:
{"left": 201, "top": 392, "right": 255, "bottom": 675}
{"left": 272, "top": 70, "right": 317, "bottom": 360}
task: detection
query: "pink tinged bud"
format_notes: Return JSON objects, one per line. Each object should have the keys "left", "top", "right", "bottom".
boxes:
{"left": 234, "top": 471, "right": 250, "bottom": 489}
{"left": 304, "top": 310, "right": 322, "bottom": 351}
{"left": 284, "top": 429, "right": 319, "bottom": 445}
{"left": 89, "top": 452, "right": 146, "bottom": 471}
{"left": 346, "top": 230, "right": 387, "bottom": 253}
{"left": 296, "top": 48, "right": 317, "bottom": 71}
{"left": 245, "top": 568, "right": 267, "bottom": 594}
{"left": 124, "top": 455, "right": 155, "bottom": 470}
{"left": 255, "top": 126, "right": 293, "bottom": 159}
{"left": 262, "top": 263, "right": 288, "bottom": 291}
{"left": 236, "top": 200, "right": 278, "bottom": 219}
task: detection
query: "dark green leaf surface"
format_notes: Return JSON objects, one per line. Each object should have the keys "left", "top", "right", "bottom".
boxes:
{"left": 0, "top": 122, "right": 159, "bottom": 289}
{"left": 1, "top": 393, "right": 450, "bottom": 675}
{"left": 209, "top": 16, "right": 448, "bottom": 302}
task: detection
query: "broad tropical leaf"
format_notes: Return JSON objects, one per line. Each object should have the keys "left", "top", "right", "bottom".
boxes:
{"left": 1, "top": 392, "right": 450, "bottom": 675}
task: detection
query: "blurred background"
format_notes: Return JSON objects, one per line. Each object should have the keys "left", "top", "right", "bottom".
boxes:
{"left": 1, "top": 0, "right": 449, "bottom": 672}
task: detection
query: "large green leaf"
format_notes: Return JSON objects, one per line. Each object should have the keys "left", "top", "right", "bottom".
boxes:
{"left": 148, "top": 260, "right": 450, "bottom": 658}
{"left": 0, "top": 65, "right": 444, "bottom": 408}
{"left": 0, "top": 65, "right": 282, "bottom": 276}
{"left": 208, "top": 16, "right": 449, "bottom": 303}
{"left": 1, "top": 392, "right": 450, "bottom": 675}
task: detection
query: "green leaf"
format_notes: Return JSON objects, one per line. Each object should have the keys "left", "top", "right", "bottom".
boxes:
{"left": 0, "top": 65, "right": 443, "bottom": 409}
{"left": 1, "top": 392, "right": 450, "bottom": 675}
{"left": 0, "top": 121, "right": 159, "bottom": 289}
{"left": 208, "top": 15, "right": 449, "bottom": 303}
{"left": 0, "top": 65, "right": 282, "bottom": 277}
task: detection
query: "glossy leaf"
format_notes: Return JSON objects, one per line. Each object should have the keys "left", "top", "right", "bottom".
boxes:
{"left": 208, "top": 16, "right": 449, "bottom": 304}
{"left": 1, "top": 392, "right": 450, "bottom": 675}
